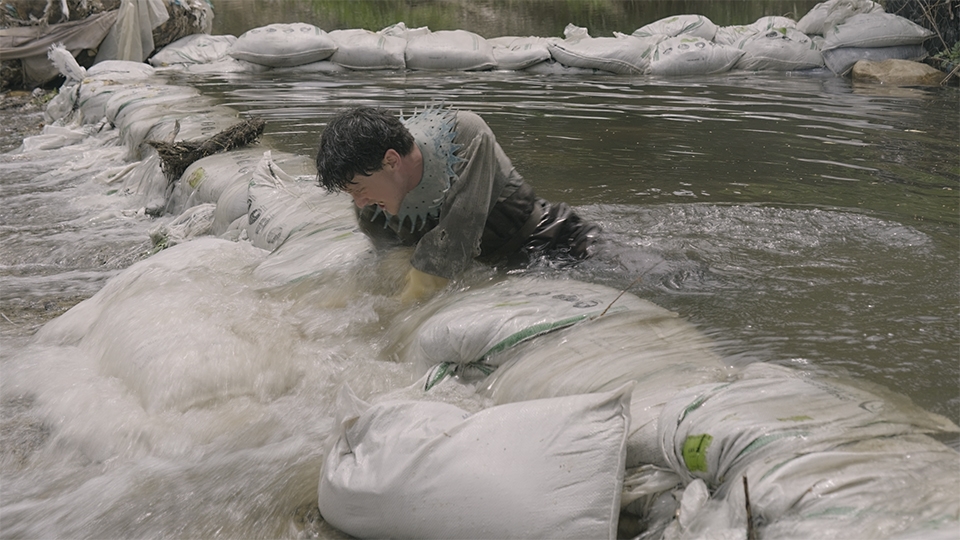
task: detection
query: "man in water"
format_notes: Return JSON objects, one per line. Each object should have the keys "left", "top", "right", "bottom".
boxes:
{"left": 315, "top": 105, "right": 600, "bottom": 302}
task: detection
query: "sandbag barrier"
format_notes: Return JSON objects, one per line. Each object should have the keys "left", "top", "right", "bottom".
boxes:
{"left": 28, "top": 7, "right": 957, "bottom": 538}
{"left": 143, "top": 0, "right": 937, "bottom": 78}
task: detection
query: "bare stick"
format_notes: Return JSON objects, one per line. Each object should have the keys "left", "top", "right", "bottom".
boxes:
{"left": 599, "top": 274, "right": 644, "bottom": 317}
{"left": 744, "top": 475, "right": 757, "bottom": 540}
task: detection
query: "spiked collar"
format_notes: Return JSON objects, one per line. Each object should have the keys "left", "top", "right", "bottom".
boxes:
{"left": 387, "top": 106, "right": 463, "bottom": 232}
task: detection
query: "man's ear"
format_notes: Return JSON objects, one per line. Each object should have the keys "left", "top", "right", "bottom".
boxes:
{"left": 382, "top": 148, "right": 401, "bottom": 170}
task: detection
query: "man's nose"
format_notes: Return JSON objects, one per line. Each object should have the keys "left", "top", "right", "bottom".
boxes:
{"left": 352, "top": 194, "right": 368, "bottom": 208}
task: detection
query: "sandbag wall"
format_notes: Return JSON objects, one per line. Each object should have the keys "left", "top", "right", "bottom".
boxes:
{"left": 30, "top": 33, "right": 960, "bottom": 540}
{"left": 147, "top": 0, "right": 936, "bottom": 78}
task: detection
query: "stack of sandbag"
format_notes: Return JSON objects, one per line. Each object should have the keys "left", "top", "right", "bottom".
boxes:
{"left": 653, "top": 362, "right": 960, "bottom": 539}
{"left": 138, "top": 3, "right": 937, "bottom": 77}
{"left": 733, "top": 27, "right": 824, "bottom": 72}
{"left": 545, "top": 24, "right": 661, "bottom": 75}
{"left": 487, "top": 36, "right": 552, "bottom": 70}
{"left": 388, "top": 275, "right": 730, "bottom": 469}
{"left": 797, "top": 0, "right": 934, "bottom": 75}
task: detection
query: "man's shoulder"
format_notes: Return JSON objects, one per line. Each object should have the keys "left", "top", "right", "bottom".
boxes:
{"left": 452, "top": 109, "right": 492, "bottom": 139}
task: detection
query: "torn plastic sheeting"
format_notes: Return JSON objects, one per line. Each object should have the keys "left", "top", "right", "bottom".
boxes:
{"left": 94, "top": 0, "right": 170, "bottom": 63}
{"left": 0, "top": 11, "right": 119, "bottom": 86}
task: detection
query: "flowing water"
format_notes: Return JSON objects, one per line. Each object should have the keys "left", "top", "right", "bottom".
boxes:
{"left": 1, "top": 0, "right": 958, "bottom": 538}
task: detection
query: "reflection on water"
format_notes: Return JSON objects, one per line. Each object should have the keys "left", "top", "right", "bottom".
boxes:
{"left": 1, "top": 0, "right": 958, "bottom": 538}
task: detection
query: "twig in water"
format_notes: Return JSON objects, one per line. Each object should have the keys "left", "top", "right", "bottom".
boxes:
{"left": 744, "top": 475, "right": 757, "bottom": 540}
{"left": 599, "top": 274, "right": 644, "bottom": 317}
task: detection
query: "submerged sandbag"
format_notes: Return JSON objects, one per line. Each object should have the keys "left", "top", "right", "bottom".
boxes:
{"left": 648, "top": 36, "right": 743, "bottom": 76}
{"left": 488, "top": 36, "right": 552, "bottom": 70}
{"left": 227, "top": 23, "right": 338, "bottom": 67}
{"left": 166, "top": 148, "right": 314, "bottom": 216}
{"left": 328, "top": 29, "right": 406, "bottom": 70}
{"left": 633, "top": 14, "right": 718, "bottom": 41}
{"left": 546, "top": 25, "right": 660, "bottom": 75}
{"left": 318, "top": 384, "right": 630, "bottom": 540}
{"left": 149, "top": 33, "right": 237, "bottom": 67}
{"left": 404, "top": 29, "right": 496, "bottom": 71}
{"left": 211, "top": 180, "right": 249, "bottom": 235}
{"left": 821, "top": 43, "right": 927, "bottom": 75}
{"left": 734, "top": 27, "right": 823, "bottom": 71}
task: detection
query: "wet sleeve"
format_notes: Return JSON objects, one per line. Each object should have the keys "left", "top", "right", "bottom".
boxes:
{"left": 410, "top": 112, "right": 506, "bottom": 279}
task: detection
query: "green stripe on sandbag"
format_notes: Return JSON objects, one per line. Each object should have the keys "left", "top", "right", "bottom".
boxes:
{"left": 479, "top": 307, "right": 628, "bottom": 361}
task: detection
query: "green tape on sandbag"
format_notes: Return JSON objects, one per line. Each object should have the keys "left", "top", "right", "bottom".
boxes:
{"left": 683, "top": 433, "right": 713, "bottom": 473}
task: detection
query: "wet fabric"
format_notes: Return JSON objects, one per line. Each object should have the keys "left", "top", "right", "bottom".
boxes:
{"left": 356, "top": 108, "right": 601, "bottom": 278}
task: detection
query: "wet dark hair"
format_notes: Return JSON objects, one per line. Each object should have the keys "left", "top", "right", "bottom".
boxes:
{"left": 315, "top": 106, "right": 415, "bottom": 192}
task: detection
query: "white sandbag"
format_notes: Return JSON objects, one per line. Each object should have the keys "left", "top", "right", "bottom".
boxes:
{"left": 149, "top": 203, "right": 216, "bottom": 248}
{"left": 715, "top": 17, "right": 799, "bottom": 48}
{"left": 734, "top": 28, "right": 823, "bottom": 71}
{"left": 488, "top": 36, "right": 552, "bottom": 70}
{"left": 546, "top": 26, "right": 661, "bottom": 75}
{"left": 211, "top": 180, "right": 250, "bottom": 235}
{"left": 166, "top": 148, "right": 313, "bottom": 215}
{"left": 400, "top": 276, "right": 652, "bottom": 373}
{"left": 648, "top": 36, "right": 743, "bottom": 76}
{"left": 77, "top": 81, "right": 166, "bottom": 125}
{"left": 252, "top": 220, "right": 371, "bottom": 283}
{"left": 796, "top": 0, "right": 884, "bottom": 36}
{"left": 659, "top": 362, "right": 959, "bottom": 489}
{"left": 658, "top": 363, "right": 960, "bottom": 539}
{"left": 821, "top": 43, "right": 927, "bottom": 75}
{"left": 140, "top": 106, "right": 239, "bottom": 144}
{"left": 18, "top": 124, "right": 89, "bottom": 153}
{"left": 87, "top": 60, "right": 158, "bottom": 79}
{"left": 522, "top": 59, "right": 607, "bottom": 76}
{"left": 117, "top": 150, "right": 169, "bottom": 215}
{"left": 712, "top": 25, "right": 759, "bottom": 46}
{"left": 404, "top": 30, "right": 496, "bottom": 71}
{"left": 750, "top": 16, "right": 797, "bottom": 31}
{"left": 318, "top": 384, "right": 630, "bottom": 540}
{"left": 268, "top": 60, "right": 349, "bottom": 74}
{"left": 379, "top": 22, "right": 431, "bottom": 40}
{"left": 183, "top": 57, "right": 269, "bottom": 74}
{"left": 743, "top": 434, "right": 960, "bottom": 540}
{"left": 227, "top": 23, "right": 338, "bottom": 67}
{"left": 821, "top": 12, "right": 934, "bottom": 51}
{"left": 35, "top": 238, "right": 298, "bottom": 414}
{"left": 632, "top": 14, "right": 718, "bottom": 41}
{"left": 245, "top": 151, "right": 351, "bottom": 252}
{"left": 115, "top": 102, "right": 236, "bottom": 155}
{"left": 149, "top": 34, "right": 238, "bottom": 67}
{"left": 102, "top": 84, "right": 200, "bottom": 125}
{"left": 328, "top": 29, "right": 406, "bottom": 70}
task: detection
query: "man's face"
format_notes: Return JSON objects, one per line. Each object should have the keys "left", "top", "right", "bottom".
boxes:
{"left": 344, "top": 167, "right": 406, "bottom": 215}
